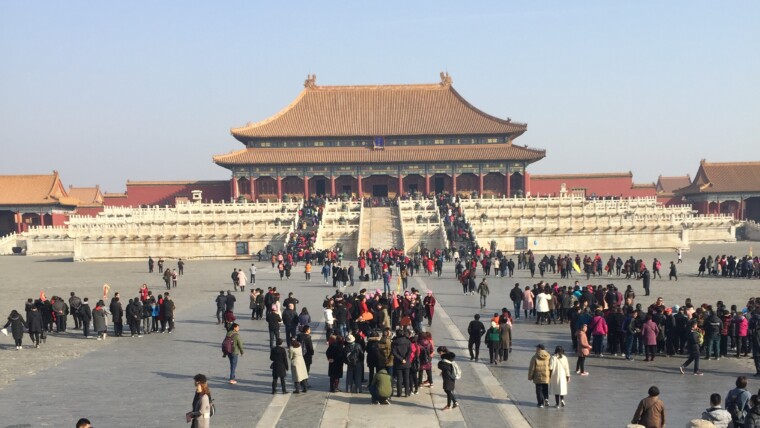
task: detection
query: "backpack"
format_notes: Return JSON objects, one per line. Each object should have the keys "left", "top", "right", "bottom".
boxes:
{"left": 695, "top": 330, "right": 704, "bottom": 346}
{"left": 450, "top": 361, "right": 462, "bottom": 380}
{"left": 419, "top": 345, "right": 430, "bottom": 365}
{"left": 345, "top": 345, "right": 360, "bottom": 365}
{"left": 727, "top": 390, "right": 749, "bottom": 423}
{"left": 222, "top": 334, "right": 235, "bottom": 355}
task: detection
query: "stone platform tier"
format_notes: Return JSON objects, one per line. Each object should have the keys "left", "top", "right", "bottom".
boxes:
{"left": 313, "top": 200, "right": 362, "bottom": 258}
{"left": 460, "top": 195, "right": 738, "bottom": 253}
{"left": 24, "top": 200, "right": 302, "bottom": 261}
{"left": 398, "top": 198, "right": 447, "bottom": 253}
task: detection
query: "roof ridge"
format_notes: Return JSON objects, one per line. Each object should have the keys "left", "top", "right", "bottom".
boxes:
{"left": 703, "top": 160, "right": 760, "bottom": 167}
{"left": 311, "top": 83, "right": 445, "bottom": 91}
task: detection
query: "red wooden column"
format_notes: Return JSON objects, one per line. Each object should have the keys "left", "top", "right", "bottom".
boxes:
{"left": 15, "top": 212, "right": 22, "bottom": 233}
{"left": 303, "top": 176, "right": 310, "bottom": 199}
{"left": 330, "top": 175, "right": 336, "bottom": 197}
{"left": 452, "top": 174, "right": 457, "bottom": 195}
{"left": 739, "top": 197, "right": 744, "bottom": 220}
{"left": 276, "top": 176, "right": 283, "bottom": 201}
{"left": 39, "top": 212, "right": 45, "bottom": 226}
{"left": 425, "top": 174, "right": 431, "bottom": 195}
{"left": 230, "top": 177, "right": 240, "bottom": 201}
{"left": 505, "top": 172, "right": 511, "bottom": 197}
{"left": 398, "top": 174, "right": 404, "bottom": 197}
{"left": 249, "top": 176, "right": 256, "bottom": 202}
{"left": 524, "top": 171, "right": 531, "bottom": 196}
{"left": 357, "top": 175, "right": 363, "bottom": 198}
{"left": 478, "top": 173, "right": 484, "bottom": 196}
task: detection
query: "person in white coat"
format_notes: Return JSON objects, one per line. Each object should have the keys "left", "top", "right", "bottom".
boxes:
{"left": 237, "top": 270, "right": 247, "bottom": 292}
{"left": 549, "top": 345, "right": 570, "bottom": 408}
{"left": 289, "top": 340, "right": 309, "bottom": 393}
{"left": 535, "top": 290, "right": 552, "bottom": 325}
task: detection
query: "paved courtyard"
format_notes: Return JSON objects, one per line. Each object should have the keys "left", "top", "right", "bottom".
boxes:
{"left": 0, "top": 242, "right": 759, "bottom": 427}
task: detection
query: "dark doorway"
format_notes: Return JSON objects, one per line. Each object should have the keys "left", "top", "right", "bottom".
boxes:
{"left": 434, "top": 177, "right": 445, "bottom": 194}
{"left": 408, "top": 183, "right": 418, "bottom": 194}
{"left": 315, "top": 179, "right": 326, "bottom": 196}
{"left": 372, "top": 185, "right": 388, "bottom": 197}
{"left": 342, "top": 185, "right": 352, "bottom": 194}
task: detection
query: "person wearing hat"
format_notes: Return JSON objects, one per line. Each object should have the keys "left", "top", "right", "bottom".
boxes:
{"left": 679, "top": 320, "right": 704, "bottom": 375}
{"left": 344, "top": 334, "right": 365, "bottom": 393}
{"left": 528, "top": 343, "right": 552, "bottom": 407}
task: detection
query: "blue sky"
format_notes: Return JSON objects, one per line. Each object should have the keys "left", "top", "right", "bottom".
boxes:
{"left": 1, "top": 1, "right": 758, "bottom": 192}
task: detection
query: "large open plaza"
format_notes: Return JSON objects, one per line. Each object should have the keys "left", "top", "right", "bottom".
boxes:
{"left": 1, "top": 242, "right": 759, "bottom": 427}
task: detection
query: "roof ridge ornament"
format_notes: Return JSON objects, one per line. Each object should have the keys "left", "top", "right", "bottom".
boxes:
{"left": 304, "top": 74, "right": 317, "bottom": 89}
{"left": 439, "top": 71, "right": 452, "bottom": 87}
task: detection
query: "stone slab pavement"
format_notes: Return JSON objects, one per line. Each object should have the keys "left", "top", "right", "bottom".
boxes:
{"left": 0, "top": 241, "right": 758, "bottom": 427}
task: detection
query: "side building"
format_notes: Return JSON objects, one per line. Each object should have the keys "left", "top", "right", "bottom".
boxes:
{"left": 213, "top": 73, "right": 546, "bottom": 200}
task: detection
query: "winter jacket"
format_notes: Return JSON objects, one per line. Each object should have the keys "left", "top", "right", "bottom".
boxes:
{"left": 227, "top": 331, "right": 244, "bottom": 356}
{"left": 270, "top": 345, "right": 289, "bottom": 378}
{"left": 289, "top": 345, "right": 309, "bottom": 383}
{"left": 499, "top": 322, "right": 512, "bottom": 350}
{"left": 267, "top": 312, "right": 282, "bottom": 332}
{"left": 745, "top": 405, "right": 760, "bottom": 428}
{"left": 371, "top": 368, "right": 392, "bottom": 398}
{"left": 377, "top": 335, "right": 393, "bottom": 367}
{"left": 641, "top": 320, "right": 660, "bottom": 346}
{"left": 700, "top": 406, "right": 732, "bottom": 428}
{"left": 736, "top": 316, "right": 749, "bottom": 337}
{"left": 590, "top": 315, "right": 608, "bottom": 336}
{"left": 438, "top": 352, "right": 457, "bottom": 392}
{"left": 528, "top": 350, "right": 551, "bottom": 384}
{"left": 3, "top": 314, "right": 27, "bottom": 339}
{"left": 92, "top": 307, "right": 107, "bottom": 332}
{"left": 631, "top": 395, "right": 665, "bottom": 428}
{"left": 391, "top": 335, "right": 412, "bottom": 368}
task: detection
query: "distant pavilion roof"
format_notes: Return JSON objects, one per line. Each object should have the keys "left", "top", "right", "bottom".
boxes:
{"left": 67, "top": 185, "right": 103, "bottom": 207}
{"left": 230, "top": 73, "right": 527, "bottom": 141}
{"left": 678, "top": 160, "right": 760, "bottom": 195}
{"left": 213, "top": 144, "right": 545, "bottom": 166}
{"left": 656, "top": 175, "right": 691, "bottom": 195}
{"left": 0, "top": 172, "right": 78, "bottom": 207}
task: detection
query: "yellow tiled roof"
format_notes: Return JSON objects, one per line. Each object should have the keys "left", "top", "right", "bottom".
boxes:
{"left": 0, "top": 173, "right": 78, "bottom": 206}
{"left": 231, "top": 76, "right": 527, "bottom": 140}
{"left": 214, "top": 144, "right": 545, "bottom": 166}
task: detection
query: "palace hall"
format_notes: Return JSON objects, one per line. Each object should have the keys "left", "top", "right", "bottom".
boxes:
{"left": 213, "top": 73, "right": 546, "bottom": 200}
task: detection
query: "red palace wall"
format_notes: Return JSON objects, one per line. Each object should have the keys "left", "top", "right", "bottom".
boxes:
{"left": 103, "top": 181, "right": 231, "bottom": 207}
{"left": 530, "top": 175, "right": 657, "bottom": 199}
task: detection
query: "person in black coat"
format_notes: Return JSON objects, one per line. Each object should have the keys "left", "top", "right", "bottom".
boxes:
{"left": 391, "top": 329, "right": 412, "bottom": 397}
{"left": 270, "top": 338, "right": 289, "bottom": 394}
{"left": 3, "top": 310, "right": 27, "bottom": 349}
{"left": 437, "top": 346, "right": 458, "bottom": 410}
{"left": 326, "top": 335, "right": 345, "bottom": 392}
{"left": 267, "top": 308, "right": 282, "bottom": 349}
{"left": 162, "top": 294, "right": 175, "bottom": 333}
{"left": 27, "top": 304, "right": 44, "bottom": 347}
{"left": 79, "top": 299, "right": 92, "bottom": 338}
{"left": 641, "top": 268, "right": 651, "bottom": 296}
{"left": 109, "top": 296, "right": 124, "bottom": 337}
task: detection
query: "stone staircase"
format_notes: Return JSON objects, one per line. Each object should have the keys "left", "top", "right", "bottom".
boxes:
{"left": 0, "top": 233, "right": 18, "bottom": 255}
{"left": 358, "top": 206, "right": 404, "bottom": 252}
